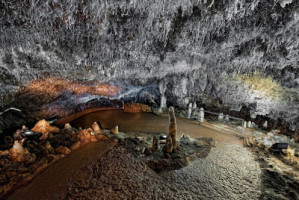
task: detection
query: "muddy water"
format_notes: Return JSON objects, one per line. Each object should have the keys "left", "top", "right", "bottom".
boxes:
{"left": 72, "top": 110, "right": 242, "bottom": 146}
{"left": 8, "top": 141, "right": 116, "bottom": 200}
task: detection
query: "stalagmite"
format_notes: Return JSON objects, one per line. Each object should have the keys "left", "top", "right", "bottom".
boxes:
{"left": 92, "top": 122, "right": 101, "bottom": 133}
{"left": 188, "top": 103, "right": 192, "bottom": 119}
{"left": 151, "top": 136, "right": 158, "bottom": 151}
{"left": 168, "top": 106, "right": 178, "bottom": 150}
{"left": 164, "top": 135, "right": 173, "bottom": 153}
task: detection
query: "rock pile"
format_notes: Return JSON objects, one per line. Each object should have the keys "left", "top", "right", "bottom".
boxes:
{"left": 0, "top": 120, "right": 110, "bottom": 198}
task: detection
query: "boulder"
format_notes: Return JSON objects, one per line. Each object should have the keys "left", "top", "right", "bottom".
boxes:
{"left": 55, "top": 146, "right": 71, "bottom": 155}
{"left": 31, "top": 119, "right": 60, "bottom": 134}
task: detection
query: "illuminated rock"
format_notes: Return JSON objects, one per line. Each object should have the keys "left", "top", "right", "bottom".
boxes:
{"left": 79, "top": 129, "right": 91, "bottom": 141}
{"left": 64, "top": 123, "right": 72, "bottom": 130}
{"left": 168, "top": 107, "right": 178, "bottom": 150}
{"left": 70, "top": 141, "right": 81, "bottom": 151}
{"left": 92, "top": 122, "right": 101, "bottom": 133}
{"left": 111, "top": 126, "right": 118, "bottom": 135}
{"left": 31, "top": 119, "right": 60, "bottom": 134}
{"left": 9, "top": 141, "right": 35, "bottom": 163}
{"left": 55, "top": 146, "right": 71, "bottom": 155}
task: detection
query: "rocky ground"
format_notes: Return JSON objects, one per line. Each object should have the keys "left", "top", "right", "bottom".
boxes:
{"left": 54, "top": 143, "right": 262, "bottom": 200}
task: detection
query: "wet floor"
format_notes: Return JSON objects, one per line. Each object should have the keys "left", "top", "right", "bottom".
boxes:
{"left": 72, "top": 110, "right": 242, "bottom": 146}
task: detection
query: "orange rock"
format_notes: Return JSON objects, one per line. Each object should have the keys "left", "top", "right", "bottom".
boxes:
{"left": 80, "top": 139, "right": 90, "bottom": 145}
{"left": 90, "top": 135, "right": 98, "bottom": 142}
{"left": 87, "top": 128, "right": 95, "bottom": 136}
{"left": 124, "top": 103, "right": 151, "bottom": 113}
{"left": 70, "top": 141, "right": 81, "bottom": 151}
{"left": 79, "top": 129, "right": 91, "bottom": 141}
{"left": 9, "top": 141, "right": 29, "bottom": 162}
{"left": 31, "top": 119, "right": 60, "bottom": 134}
{"left": 39, "top": 132, "right": 49, "bottom": 140}
{"left": 96, "top": 134, "right": 107, "bottom": 141}
{"left": 55, "top": 146, "right": 71, "bottom": 155}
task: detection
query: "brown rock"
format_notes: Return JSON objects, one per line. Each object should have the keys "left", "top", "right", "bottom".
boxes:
{"left": 55, "top": 146, "right": 71, "bottom": 155}
{"left": 87, "top": 128, "right": 95, "bottom": 136}
{"left": 151, "top": 136, "right": 158, "bottom": 151}
{"left": 96, "top": 134, "right": 107, "bottom": 141}
{"left": 79, "top": 129, "right": 91, "bottom": 141}
{"left": 13, "top": 129, "right": 23, "bottom": 140}
{"left": 31, "top": 119, "right": 60, "bottom": 134}
{"left": 44, "top": 142, "right": 55, "bottom": 154}
{"left": 124, "top": 103, "right": 151, "bottom": 113}
{"left": 0, "top": 150, "right": 10, "bottom": 157}
{"left": 90, "top": 135, "right": 98, "bottom": 142}
{"left": 70, "top": 141, "right": 81, "bottom": 151}
{"left": 111, "top": 126, "right": 118, "bottom": 135}
{"left": 23, "top": 153, "right": 36, "bottom": 164}
{"left": 169, "top": 107, "right": 178, "bottom": 150}
{"left": 165, "top": 135, "right": 173, "bottom": 153}
{"left": 39, "top": 132, "right": 49, "bottom": 140}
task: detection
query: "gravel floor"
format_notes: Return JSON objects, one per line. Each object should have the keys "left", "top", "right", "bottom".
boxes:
{"left": 161, "top": 145, "right": 262, "bottom": 200}
{"left": 61, "top": 144, "right": 262, "bottom": 200}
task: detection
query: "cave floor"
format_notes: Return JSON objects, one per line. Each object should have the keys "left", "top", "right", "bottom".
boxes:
{"left": 5, "top": 111, "right": 299, "bottom": 200}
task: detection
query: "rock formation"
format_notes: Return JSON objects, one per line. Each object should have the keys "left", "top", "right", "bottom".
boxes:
{"left": 151, "top": 136, "right": 158, "bottom": 152}
{"left": 164, "top": 135, "right": 173, "bottom": 153}
{"left": 169, "top": 107, "right": 178, "bottom": 150}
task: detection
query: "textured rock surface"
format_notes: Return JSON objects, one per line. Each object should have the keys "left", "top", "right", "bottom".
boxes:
{"left": 0, "top": 0, "right": 298, "bottom": 129}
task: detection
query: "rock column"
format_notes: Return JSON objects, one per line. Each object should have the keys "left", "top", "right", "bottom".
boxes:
{"left": 169, "top": 106, "right": 178, "bottom": 150}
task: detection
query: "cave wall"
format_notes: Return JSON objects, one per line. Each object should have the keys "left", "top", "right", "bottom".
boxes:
{"left": 0, "top": 0, "right": 298, "bottom": 130}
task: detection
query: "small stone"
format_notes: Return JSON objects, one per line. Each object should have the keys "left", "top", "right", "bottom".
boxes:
{"left": 70, "top": 141, "right": 81, "bottom": 151}
{"left": 87, "top": 128, "right": 95, "bottom": 136}
{"left": 90, "top": 135, "right": 98, "bottom": 142}
{"left": 96, "top": 135, "right": 107, "bottom": 141}
{"left": 55, "top": 146, "right": 71, "bottom": 155}
{"left": 64, "top": 123, "right": 72, "bottom": 130}
{"left": 44, "top": 142, "right": 55, "bottom": 154}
